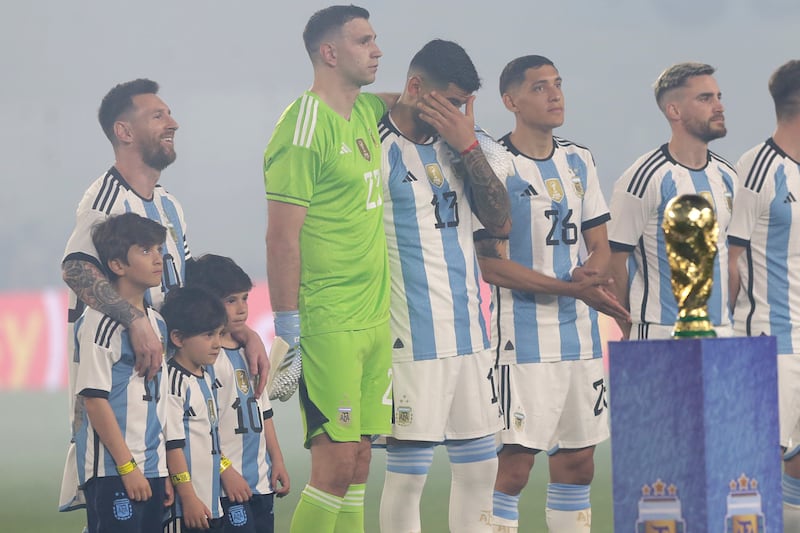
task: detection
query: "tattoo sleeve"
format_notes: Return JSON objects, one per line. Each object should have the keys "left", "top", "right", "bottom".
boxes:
{"left": 457, "top": 148, "right": 511, "bottom": 236}
{"left": 474, "top": 237, "right": 505, "bottom": 260}
{"left": 63, "top": 259, "right": 143, "bottom": 326}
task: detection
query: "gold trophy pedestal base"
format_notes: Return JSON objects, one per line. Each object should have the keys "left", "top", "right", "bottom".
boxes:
{"left": 672, "top": 315, "right": 717, "bottom": 338}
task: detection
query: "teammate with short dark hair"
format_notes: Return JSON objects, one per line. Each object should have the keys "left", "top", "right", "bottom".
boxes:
{"left": 377, "top": 38, "right": 511, "bottom": 533}
{"left": 728, "top": 59, "right": 800, "bottom": 530}
{"left": 263, "top": 5, "right": 394, "bottom": 532}
{"left": 479, "top": 55, "right": 628, "bottom": 533}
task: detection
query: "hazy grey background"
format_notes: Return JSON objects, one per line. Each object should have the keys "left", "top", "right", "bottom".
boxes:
{"left": 2, "top": 0, "right": 797, "bottom": 292}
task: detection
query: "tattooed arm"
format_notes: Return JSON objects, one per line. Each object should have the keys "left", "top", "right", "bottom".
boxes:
{"left": 417, "top": 91, "right": 511, "bottom": 237}
{"left": 63, "top": 258, "right": 163, "bottom": 378}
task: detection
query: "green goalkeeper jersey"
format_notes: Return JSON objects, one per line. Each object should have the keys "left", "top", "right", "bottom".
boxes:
{"left": 264, "top": 91, "right": 390, "bottom": 336}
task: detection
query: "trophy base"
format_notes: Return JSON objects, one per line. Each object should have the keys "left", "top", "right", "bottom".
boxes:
{"left": 672, "top": 316, "right": 717, "bottom": 338}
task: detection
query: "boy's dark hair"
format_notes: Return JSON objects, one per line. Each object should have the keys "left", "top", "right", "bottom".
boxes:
{"left": 303, "top": 5, "right": 370, "bottom": 58}
{"left": 186, "top": 254, "right": 253, "bottom": 299}
{"left": 91, "top": 213, "right": 166, "bottom": 282}
{"left": 409, "top": 39, "right": 481, "bottom": 94}
{"left": 499, "top": 55, "right": 555, "bottom": 96}
{"left": 769, "top": 60, "right": 800, "bottom": 121}
{"left": 160, "top": 287, "right": 227, "bottom": 348}
{"left": 98, "top": 78, "right": 160, "bottom": 144}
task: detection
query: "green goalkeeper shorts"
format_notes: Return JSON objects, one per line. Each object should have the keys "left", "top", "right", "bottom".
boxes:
{"left": 298, "top": 321, "right": 392, "bottom": 446}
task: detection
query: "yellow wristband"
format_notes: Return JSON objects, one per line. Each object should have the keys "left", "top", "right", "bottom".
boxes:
{"left": 170, "top": 471, "right": 191, "bottom": 485}
{"left": 219, "top": 456, "right": 232, "bottom": 474}
{"left": 116, "top": 458, "right": 137, "bottom": 476}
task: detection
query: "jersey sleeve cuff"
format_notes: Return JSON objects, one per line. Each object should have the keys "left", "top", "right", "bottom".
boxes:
{"left": 62, "top": 251, "right": 104, "bottom": 271}
{"left": 262, "top": 408, "right": 274, "bottom": 420}
{"left": 581, "top": 213, "right": 611, "bottom": 231}
{"left": 265, "top": 192, "right": 311, "bottom": 208}
{"left": 78, "top": 388, "right": 109, "bottom": 399}
{"left": 728, "top": 235, "right": 750, "bottom": 247}
{"left": 166, "top": 439, "right": 186, "bottom": 450}
{"left": 609, "top": 240, "right": 636, "bottom": 252}
{"left": 473, "top": 229, "right": 507, "bottom": 241}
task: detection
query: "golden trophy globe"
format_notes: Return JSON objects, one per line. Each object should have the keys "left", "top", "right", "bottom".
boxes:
{"left": 662, "top": 194, "right": 718, "bottom": 338}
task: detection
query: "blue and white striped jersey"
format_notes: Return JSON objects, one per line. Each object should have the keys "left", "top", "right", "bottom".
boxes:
{"left": 213, "top": 346, "right": 273, "bottom": 495}
{"left": 63, "top": 167, "right": 191, "bottom": 436}
{"left": 608, "top": 144, "right": 736, "bottom": 327}
{"left": 494, "top": 135, "right": 608, "bottom": 365}
{"left": 166, "top": 360, "right": 222, "bottom": 519}
{"left": 71, "top": 308, "right": 169, "bottom": 485}
{"left": 379, "top": 115, "right": 489, "bottom": 362}
{"left": 729, "top": 139, "right": 800, "bottom": 354}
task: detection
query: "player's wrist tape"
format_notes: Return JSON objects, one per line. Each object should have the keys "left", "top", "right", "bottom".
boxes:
{"left": 219, "top": 456, "right": 232, "bottom": 474}
{"left": 274, "top": 311, "right": 300, "bottom": 345}
{"left": 116, "top": 458, "right": 137, "bottom": 476}
{"left": 460, "top": 139, "right": 479, "bottom": 155}
{"left": 171, "top": 471, "right": 191, "bottom": 485}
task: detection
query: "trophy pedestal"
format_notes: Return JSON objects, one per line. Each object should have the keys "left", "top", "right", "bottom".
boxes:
{"left": 608, "top": 337, "right": 781, "bottom": 532}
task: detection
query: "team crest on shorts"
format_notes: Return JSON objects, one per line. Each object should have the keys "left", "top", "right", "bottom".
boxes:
{"left": 112, "top": 493, "right": 133, "bottom": 521}
{"left": 513, "top": 411, "right": 525, "bottom": 431}
{"left": 235, "top": 369, "right": 250, "bottom": 394}
{"left": 545, "top": 179, "right": 564, "bottom": 202}
{"left": 396, "top": 406, "right": 413, "bottom": 426}
{"left": 228, "top": 504, "right": 248, "bottom": 527}
{"left": 207, "top": 398, "right": 218, "bottom": 426}
{"left": 356, "top": 138, "right": 371, "bottom": 161}
{"left": 569, "top": 168, "right": 585, "bottom": 198}
{"left": 338, "top": 407, "right": 352, "bottom": 425}
{"left": 426, "top": 163, "right": 445, "bottom": 187}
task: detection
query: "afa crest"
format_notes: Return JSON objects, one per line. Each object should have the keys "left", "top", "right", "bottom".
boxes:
{"left": 569, "top": 168, "right": 585, "bottom": 198}
{"left": 235, "top": 369, "right": 250, "bottom": 394}
{"left": 112, "top": 494, "right": 133, "bottom": 521}
{"left": 338, "top": 407, "right": 352, "bottom": 425}
{"left": 635, "top": 479, "right": 686, "bottom": 533}
{"left": 426, "top": 163, "right": 445, "bottom": 187}
{"left": 725, "top": 473, "right": 765, "bottom": 533}
{"left": 545, "top": 179, "right": 564, "bottom": 202}
{"left": 228, "top": 504, "right": 248, "bottom": 527}
{"left": 513, "top": 412, "right": 525, "bottom": 431}
{"left": 396, "top": 406, "right": 413, "bottom": 426}
{"left": 356, "top": 138, "right": 371, "bottom": 161}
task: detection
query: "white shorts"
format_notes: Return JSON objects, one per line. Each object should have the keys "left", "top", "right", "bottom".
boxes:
{"left": 390, "top": 349, "right": 503, "bottom": 442}
{"left": 632, "top": 322, "right": 733, "bottom": 340}
{"left": 779, "top": 353, "right": 800, "bottom": 452}
{"left": 497, "top": 358, "right": 609, "bottom": 453}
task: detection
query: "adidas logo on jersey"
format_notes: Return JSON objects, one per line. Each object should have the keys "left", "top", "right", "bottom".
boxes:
{"left": 520, "top": 185, "right": 537, "bottom": 197}
{"left": 393, "top": 338, "right": 405, "bottom": 349}
{"left": 402, "top": 171, "right": 418, "bottom": 183}
{"left": 785, "top": 192, "right": 797, "bottom": 203}
{"left": 340, "top": 143, "right": 353, "bottom": 155}
{"left": 504, "top": 340, "right": 515, "bottom": 350}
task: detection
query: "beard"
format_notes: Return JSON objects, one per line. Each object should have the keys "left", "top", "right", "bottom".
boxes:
{"left": 141, "top": 139, "right": 177, "bottom": 171}
{"left": 686, "top": 115, "right": 727, "bottom": 143}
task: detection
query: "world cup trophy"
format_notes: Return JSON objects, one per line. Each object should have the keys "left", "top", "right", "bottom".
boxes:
{"left": 662, "top": 194, "right": 718, "bottom": 338}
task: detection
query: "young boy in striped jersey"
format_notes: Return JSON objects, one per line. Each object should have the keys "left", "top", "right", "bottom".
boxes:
{"left": 608, "top": 62, "right": 737, "bottom": 340}
{"left": 66, "top": 212, "right": 173, "bottom": 532}
{"left": 728, "top": 59, "right": 800, "bottom": 530}
{"left": 187, "top": 254, "right": 290, "bottom": 532}
{"left": 161, "top": 287, "right": 236, "bottom": 532}
{"left": 476, "top": 55, "right": 628, "bottom": 533}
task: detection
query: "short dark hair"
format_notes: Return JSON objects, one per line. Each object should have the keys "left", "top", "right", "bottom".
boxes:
{"left": 769, "top": 60, "right": 800, "bottom": 121}
{"left": 98, "top": 78, "right": 159, "bottom": 144}
{"left": 653, "top": 62, "right": 715, "bottom": 111}
{"left": 499, "top": 55, "right": 555, "bottom": 96}
{"left": 160, "top": 287, "right": 227, "bottom": 348}
{"left": 408, "top": 39, "right": 481, "bottom": 93}
{"left": 186, "top": 254, "right": 253, "bottom": 299}
{"left": 91, "top": 213, "right": 166, "bottom": 282}
{"left": 303, "top": 5, "right": 370, "bottom": 58}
